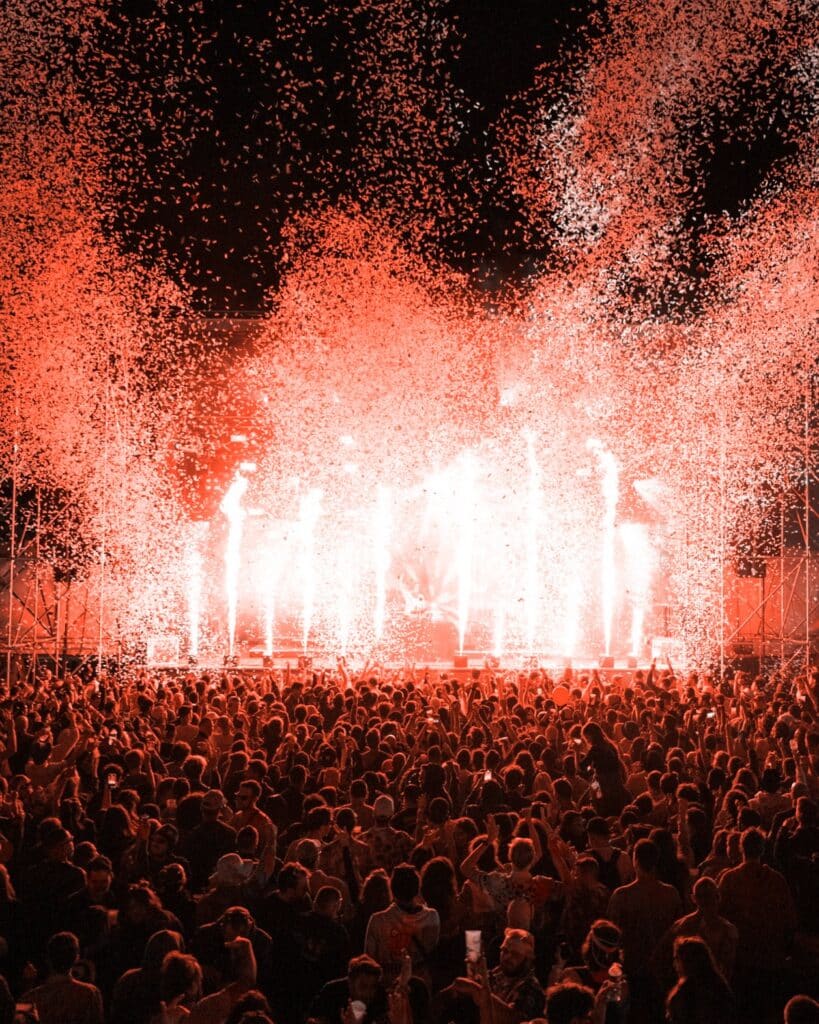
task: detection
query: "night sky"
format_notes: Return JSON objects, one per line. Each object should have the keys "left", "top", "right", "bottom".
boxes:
{"left": 88, "top": 0, "right": 802, "bottom": 310}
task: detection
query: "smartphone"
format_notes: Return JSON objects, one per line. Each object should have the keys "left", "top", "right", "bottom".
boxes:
{"left": 465, "top": 929, "right": 482, "bottom": 963}
{"left": 106, "top": 772, "right": 118, "bottom": 788}
{"left": 706, "top": 711, "right": 716, "bottom": 719}
{"left": 483, "top": 770, "right": 492, "bottom": 782}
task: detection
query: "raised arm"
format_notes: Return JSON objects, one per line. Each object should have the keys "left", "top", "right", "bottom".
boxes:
{"left": 460, "top": 814, "right": 497, "bottom": 882}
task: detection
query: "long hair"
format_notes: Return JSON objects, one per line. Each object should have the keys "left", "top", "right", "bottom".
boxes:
{"left": 420, "top": 856, "right": 456, "bottom": 916}
{"left": 359, "top": 869, "right": 390, "bottom": 917}
{"left": 667, "top": 936, "right": 734, "bottom": 1023}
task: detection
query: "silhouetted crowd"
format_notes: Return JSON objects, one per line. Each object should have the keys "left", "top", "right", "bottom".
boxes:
{"left": 0, "top": 657, "right": 818, "bottom": 1024}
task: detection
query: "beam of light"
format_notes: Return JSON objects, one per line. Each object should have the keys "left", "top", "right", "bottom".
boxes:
{"left": 261, "top": 547, "right": 276, "bottom": 657}
{"left": 621, "top": 521, "right": 657, "bottom": 656}
{"left": 525, "top": 432, "right": 541, "bottom": 654}
{"left": 587, "top": 439, "right": 619, "bottom": 656}
{"left": 337, "top": 539, "right": 356, "bottom": 656}
{"left": 263, "top": 588, "right": 275, "bottom": 657}
{"left": 492, "top": 603, "right": 505, "bottom": 659}
{"left": 456, "top": 452, "right": 476, "bottom": 655}
{"left": 186, "top": 526, "right": 207, "bottom": 659}
{"left": 373, "top": 485, "right": 391, "bottom": 642}
{"left": 220, "top": 475, "right": 248, "bottom": 657}
{"left": 562, "top": 574, "right": 583, "bottom": 658}
{"left": 299, "top": 488, "right": 323, "bottom": 652}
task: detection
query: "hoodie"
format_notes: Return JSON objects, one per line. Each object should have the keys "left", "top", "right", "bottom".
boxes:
{"left": 364, "top": 901, "right": 440, "bottom": 982}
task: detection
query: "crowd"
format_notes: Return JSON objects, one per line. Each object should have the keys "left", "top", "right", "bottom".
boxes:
{"left": 0, "top": 655, "right": 818, "bottom": 1024}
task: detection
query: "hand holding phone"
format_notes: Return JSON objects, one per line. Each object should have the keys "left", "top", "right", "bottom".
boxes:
{"left": 465, "top": 929, "right": 482, "bottom": 971}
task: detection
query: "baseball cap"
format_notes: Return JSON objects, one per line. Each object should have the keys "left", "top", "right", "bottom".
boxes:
{"left": 373, "top": 794, "right": 394, "bottom": 819}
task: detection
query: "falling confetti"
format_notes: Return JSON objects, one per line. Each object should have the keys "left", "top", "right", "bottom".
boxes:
{"left": 0, "top": 0, "right": 815, "bottom": 666}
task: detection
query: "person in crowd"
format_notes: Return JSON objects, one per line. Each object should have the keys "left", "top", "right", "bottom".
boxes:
{"left": 308, "top": 954, "right": 388, "bottom": 1024}
{"left": 585, "top": 818, "right": 634, "bottom": 893}
{"left": 0, "top": 657, "right": 815, "bottom": 1024}
{"left": 26, "top": 931, "right": 104, "bottom": 1024}
{"left": 665, "top": 935, "right": 736, "bottom": 1024}
{"left": 655, "top": 876, "right": 737, "bottom": 984}
{"left": 718, "top": 825, "right": 798, "bottom": 1020}
{"left": 364, "top": 863, "right": 439, "bottom": 984}
{"left": 435, "top": 927, "right": 545, "bottom": 1023}
{"left": 179, "top": 789, "right": 237, "bottom": 893}
{"left": 109, "top": 929, "right": 184, "bottom": 1024}
{"left": 607, "top": 838, "right": 681, "bottom": 1022}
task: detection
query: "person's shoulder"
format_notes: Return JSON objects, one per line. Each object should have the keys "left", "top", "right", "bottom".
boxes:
{"left": 669, "top": 909, "right": 694, "bottom": 935}
{"left": 609, "top": 877, "right": 638, "bottom": 899}
{"left": 761, "top": 862, "right": 791, "bottom": 887}
{"left": 717, "top": 863, "right": 741, "bottom": 885}
{"left": 71, "top": 975, "right": 102, "bottom": 997}
{"left": 658, "top": 877, "right": 681, "bottom": 898}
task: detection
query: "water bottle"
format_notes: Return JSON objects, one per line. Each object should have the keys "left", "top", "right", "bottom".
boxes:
{"left": 607, "top": 962, "right": 625, "bottom": 1004}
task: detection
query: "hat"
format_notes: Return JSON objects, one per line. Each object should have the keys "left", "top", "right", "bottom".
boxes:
{"left": 211, "top": 853, "right": 255, "bottom": 888}
{"left": 502, "top": 928, "right": 535, "bottom": 958}
{"left": 43, "top": 826, "right": 72, "bottom": 851}
{"left": 157, "top": 863, "right": 186, "bottom": 887}
{"left": 373, "top": 794, "right": 394, "bottom": 819}
{"left": 154, "top": 824, "right": 178, "bottom": 846}
{"left": 587, "top": 920, "right": 623, "bottom": 967}
{"left": 202, "top": 790, "right": 225, "bottom": 811}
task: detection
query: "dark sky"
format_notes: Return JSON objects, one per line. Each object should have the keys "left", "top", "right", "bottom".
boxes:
{"left": 88, "top": 0, "right": 800, "bottom": 310}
